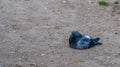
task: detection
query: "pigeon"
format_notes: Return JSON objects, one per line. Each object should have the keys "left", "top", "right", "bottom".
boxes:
{"left": 69, "top": 31, "right": 102, "bottom": 50}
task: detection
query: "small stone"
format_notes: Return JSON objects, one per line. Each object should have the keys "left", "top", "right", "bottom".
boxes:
{"left": 30, "top": 63, "right": 36, "bottom": 66}
{"left": 118, "top": 53, "right": 120, "bottom": 55}
{"left": 118, "top": 18, "right": 120, "bottom": 21}
{"left": 13, "top": 30, "right": 16, "bottom": 33}
{"left": 88, "top": 0, "right": 94, "bottom": 4}
{"left": 87, "top": 8, "right": 90, "bottom": 9}
{"left": 41, "top": 63, "right": 43, "bottom": 64}
{"left": 62, "top": 0, "right": 67, "bottom": 3}
{"left": 41, "top": 54, "right": 45, "bottom": 56}
{"left": 107, "top": 56, "right": 111, "bottom": 59}
{"left": 118, "top": 12, "right": 120, "bottom": 14}
{"left": 88, "top": 0, "right": 91, "bottom": 3}
{"left": 106, "top": 37, "right": 109, "bottom": 39}
{"left": 44, "top": 7, "right": 47, "bottom": 10}
{"left": 115, "top": 32, "right": 118, "bottom": 35}
{"left": 18, "top": 58, "right": 21, "bottom": 60}
{"left": 111, "top": 62, "right": 115, "bottom": 64}
{"left": 15, "top": 64, "right": 22, "bottom": 67}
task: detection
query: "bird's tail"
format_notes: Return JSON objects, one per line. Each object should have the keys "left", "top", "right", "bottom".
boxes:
{"left": 93, "top": 37, "right": 102, "bottom": 45}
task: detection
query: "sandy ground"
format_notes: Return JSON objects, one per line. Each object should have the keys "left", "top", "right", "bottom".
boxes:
{"left": 0, "top": 0, "right": 120, "bottom": 67}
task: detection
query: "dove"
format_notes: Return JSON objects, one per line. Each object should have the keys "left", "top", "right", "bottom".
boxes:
{"left": 69, "top": 31, "right": 102, "bottom": 50}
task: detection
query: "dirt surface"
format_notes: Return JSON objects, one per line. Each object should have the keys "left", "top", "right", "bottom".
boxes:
{"left": 0, "top": 0, "right": 120, "bottom": 67}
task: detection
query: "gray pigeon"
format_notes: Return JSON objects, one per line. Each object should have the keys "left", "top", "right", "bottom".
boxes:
{"left": 69, "top": 31, "right": 102, "bottom": 49}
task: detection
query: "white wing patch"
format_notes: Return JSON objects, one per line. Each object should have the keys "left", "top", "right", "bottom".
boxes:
{"left": 84, "top": 35, "right": 90, "bottom": 39}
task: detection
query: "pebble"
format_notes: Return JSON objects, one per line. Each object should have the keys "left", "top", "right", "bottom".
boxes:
{"left": 87, "top": 8, "right": 90, "bottom": 9}
{"left": 30, "top": 63, "right": 36, "bottom": 66}
{"left": 114, "top": 18, "right": 120, "bottom": 21}
{"left": 115, "top": 32, "right": 118, "bottom": 35}
{"left": 13, "top": 30, "right": 16, "bottom": 33}
{"left": 106, "top": 37, "right": 109, "bottom": 39}
{"left": 62, "top": 0, "right": 67, "bottom": 4}
{"left": 41, "top": 63, "right": 43, "bottom": 64}
{"left": 18, "top": 58, "right": 21, "bottom": 60}
{"left": 41, "top": 54, "right": 45, "bottom": 56}
{"left": 88, "top": 0, "right": 94, "bottom": 4}
{"left": 44, "top": 7, "right": 48, "bottom": 10}
{"left": 107, "top": 56, "right": 111, "bottom": 59}
{"left": 88, "top": 0, "right": 92, "bottom": 3}
{"left": 111, "top": 62, "right": 115, "bottom": 64}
